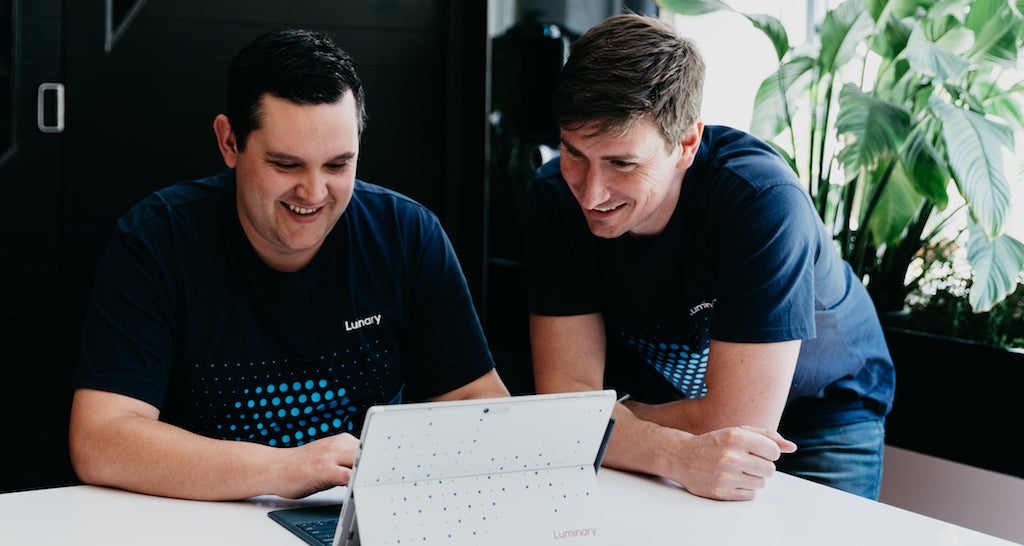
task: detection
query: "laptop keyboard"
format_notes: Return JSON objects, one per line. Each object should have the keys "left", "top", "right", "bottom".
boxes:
{"left": 297, "top": 519, "right": 337, "bottom": 546}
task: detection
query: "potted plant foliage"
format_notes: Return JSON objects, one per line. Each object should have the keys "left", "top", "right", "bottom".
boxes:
{"left": 660, "top": 0, "right": 1024, "bottom": 478}
{"left": 660, "top": 0, "right": 1024, "bottom": 314}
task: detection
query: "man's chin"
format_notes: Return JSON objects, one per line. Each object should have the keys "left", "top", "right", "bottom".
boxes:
{"left": 585, "top": 221, "right": 626, "bottom": 239}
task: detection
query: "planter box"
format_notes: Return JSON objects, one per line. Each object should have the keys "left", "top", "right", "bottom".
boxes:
{"left": 883, "top": 327, "right": 1024, "bottom": 479}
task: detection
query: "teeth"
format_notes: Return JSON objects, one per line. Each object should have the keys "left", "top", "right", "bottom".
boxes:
{"left": 287, "top": 204, "right": 318, "bottom": 215}
{"left": 595, "top": 205, "right": 619, "bottom": 212}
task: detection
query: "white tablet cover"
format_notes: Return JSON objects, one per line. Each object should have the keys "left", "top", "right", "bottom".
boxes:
{"left": 335, "top": 390, "right": 616, "bottom": 546}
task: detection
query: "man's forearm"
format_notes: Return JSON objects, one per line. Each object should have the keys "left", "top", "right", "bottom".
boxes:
{"left": 600, "top": 403, "right": 682, "bottom": 479}
{"left": 72, "top": 415, "right": 284, "bottom": 500}
{"left": 599, "top": 401, "right": 795, "bottom": 501}
{"left": 622, "top": 397, "right": 707, "bottom": 434}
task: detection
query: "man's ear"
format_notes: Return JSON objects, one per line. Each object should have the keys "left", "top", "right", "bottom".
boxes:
{"left": 213, "top": 114, "right": 238, "bottom": 167}
{"left": 676, "top": 121, "right": 704, "bottom": 171}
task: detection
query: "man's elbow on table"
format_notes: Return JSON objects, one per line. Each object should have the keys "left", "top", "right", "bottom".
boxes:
{"left": 68, "top": 388, "right": 159, "bottom": 485}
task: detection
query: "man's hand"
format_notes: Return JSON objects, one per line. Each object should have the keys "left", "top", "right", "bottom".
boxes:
{"left": 272, "top": 432, "right": 361, "bottom": 499}
{"left": 600, "top": 404, "right": 796, "bottom": 502}
{"left": 663, "top": 425, "right": 796, "bottom": 501}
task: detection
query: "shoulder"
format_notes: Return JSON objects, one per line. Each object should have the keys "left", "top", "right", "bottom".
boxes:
{"left": 532, "top": 157, "right": 567, "bottom": 189}
{"left": 535, "top": 156, "right": 563, "bottom": 182}
{"left": 692, "top": 126, "right": 813, "bottom": 213}
{"left": 115, "top": 169, "right": 233, "bottom": 236}
{"left": 527, "top": 158, "right": 575, "bottom": 208}
{"left": 346, "top": 181, "right": 449, "bottom": 249}
{"left": 350, "top": 180, "right": 438, "bottom": 222}
{"left": 696, "top": 125, "right": 799, "bottom": 191}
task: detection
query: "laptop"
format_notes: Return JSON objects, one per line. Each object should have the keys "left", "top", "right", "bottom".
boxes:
{"left": 269, "top": 390, "right": 617, "bottom": 546}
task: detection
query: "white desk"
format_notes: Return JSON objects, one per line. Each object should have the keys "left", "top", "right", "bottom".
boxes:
{"left": 0, "top": 469, "right": 1017, "bottom": 545}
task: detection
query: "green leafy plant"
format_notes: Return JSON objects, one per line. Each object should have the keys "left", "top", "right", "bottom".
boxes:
{"left": 901, "top": 264, "right": 1024, "bottom": 348}
{"left": 660, "top": 0, "right": 1024, "bottom": 315}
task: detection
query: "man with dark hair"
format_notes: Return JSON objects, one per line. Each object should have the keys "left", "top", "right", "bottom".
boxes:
{"left": 527, "top": 13, "right": 894, "bottom": 501}
{"left": 69, "top": 29, "right": 508, "bottom": 501}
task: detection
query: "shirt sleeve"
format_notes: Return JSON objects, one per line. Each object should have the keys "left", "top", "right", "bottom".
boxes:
{"left": 399, "top": 208, "right": 496, "bottom": 401}
{"left": 709, "top": 182, "right": 819, "bottom": 343}
{"left": 74, "top": 218, "right": 178, "bottom": 409}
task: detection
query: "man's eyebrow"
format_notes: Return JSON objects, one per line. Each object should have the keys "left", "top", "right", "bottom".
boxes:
{"left": 561, "top": 139, "right": 639, "bottom": 163}
{"left": 559, "top": 138, "right": 639, "bottom": 162}
{"left": 263, "top": 151, "right": 303, "bottom": 163}
{"left": 325, "top": 152, "right": 357, "bottom": 162}
{"left": 263, "top": 151, "right": 356, "bottom": 162}
{"left": 560, "top": 138, "right": 582, "bottom": 156}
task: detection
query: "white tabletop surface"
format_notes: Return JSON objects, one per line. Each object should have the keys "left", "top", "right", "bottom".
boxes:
{"left": 0, "top": 468, "right": 1017, "bottom": 545}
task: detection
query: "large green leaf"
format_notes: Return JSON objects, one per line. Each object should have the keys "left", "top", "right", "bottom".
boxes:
{"left": 932, "top": 99, "right": 1013, "bottom": 237}
{"left": 874, "top": 57, "right": 922, "bottom": 109}
{"left": 900, "top": 128, "right": 949, "bottom": 208}
{"left": 750, "top": 56, "right": 817, "bottom": 141}
{"left": 745, "top": 13, "right": 790, "bottom": 61}
{"left": 658, "top": 0, "right": 732, "bottom": 16}
{"left": 964, "top": 0, "right": 1021, "bottom": 67}
{"left": 867, "top": 0, "right": 941, "bottom": 67}
{"left": 867, "top": 0, "right": 943, "bottom": 21}
{"left": 859, "top": 109, "right": 946, "bottom": 250}
{"left": 981, "top": 80, "right": 1024, "bottom": 132}
{"left": 904, "top": 22, "right": 971, "bottom": 82}
{"left": 966, "top": 221, "right": 1024, "bottom": 312}
{"left": 927, "top": 0, "right": 974, "bottom": 18}
{"left": 866, "top": 0, "right": 886, "bottom": 21}
{"left": 834, "top": 84, "right": 912, "bottom": 173}
{"left": 819, "top": 0, "right": 874, "bottom": 73}
{"left": 871, "top": 12, "right": 914, "bottom": 60}
{"left": 868, "top": 160, "right": 923, "bottom": 247}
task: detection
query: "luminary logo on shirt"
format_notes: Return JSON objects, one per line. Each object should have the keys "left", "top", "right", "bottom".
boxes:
{"left": 345, "top": 313, "right": 382, "bottom": 332}
{"left": 689, "top": 299, "right": 715, "bottom": 316}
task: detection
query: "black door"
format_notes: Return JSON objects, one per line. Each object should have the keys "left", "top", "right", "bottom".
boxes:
{"left": 0, "top": 0, "right": 72, "bottom": 491}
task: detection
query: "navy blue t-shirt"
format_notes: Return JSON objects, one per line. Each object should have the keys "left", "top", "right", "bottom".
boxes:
{"left": 527, "top": 126, "right": 894, "bottom": 429}
{"left": 75, "top": 169, "right": 495, "bottom": 446}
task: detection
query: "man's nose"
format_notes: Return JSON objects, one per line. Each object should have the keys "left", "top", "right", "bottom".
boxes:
{"left": 295, "top": 171, "right": 329, "bottom": 203}
{"left": 577, "top": 167, "right": 608, "bottom": 209}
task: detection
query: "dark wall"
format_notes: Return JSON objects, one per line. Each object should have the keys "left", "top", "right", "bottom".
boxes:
{"left": 0, "top": 0, "right": 486, "bottom": 492}
{"left": 1, "top": 0, "right": 66, "bottom": 493}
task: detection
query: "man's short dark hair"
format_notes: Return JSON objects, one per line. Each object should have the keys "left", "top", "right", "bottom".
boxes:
{"left": 226, "top": 29, "right": 367, "bottom": 150}
{"left": 552, "top": 13, "right": 704, "bottom": 149}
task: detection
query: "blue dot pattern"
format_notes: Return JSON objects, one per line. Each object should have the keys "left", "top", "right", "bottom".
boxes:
{"left": 620, "top": 333, "right": 709, "bottom": 399}
{"left": 185, "top": 341, "right": 397, "bottom": 447}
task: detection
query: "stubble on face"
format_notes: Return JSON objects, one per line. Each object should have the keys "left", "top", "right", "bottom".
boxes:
{"left": 233, "top": 93, "right": 360, "bottom": 272}
{"left": 559, "top": 117, "right": 685, "bottom": 240}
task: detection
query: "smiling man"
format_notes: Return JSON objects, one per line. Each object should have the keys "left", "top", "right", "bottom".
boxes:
{"left": 526, "top": 14, "right": 894, "bottom": 501}
{"left": 69, "top": 29, "right": 508, "bottom": 501}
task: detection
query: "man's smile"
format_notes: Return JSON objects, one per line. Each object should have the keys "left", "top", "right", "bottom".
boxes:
{"left": 284, "top": 202, "right": 322, "bottom": 216}
{"left": 593, "top": 203, "right": 625, "bottom": 213}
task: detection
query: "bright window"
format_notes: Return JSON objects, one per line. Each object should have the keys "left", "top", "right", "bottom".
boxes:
{"left": 669, "top": 0, "right": 816, "bottom": 132}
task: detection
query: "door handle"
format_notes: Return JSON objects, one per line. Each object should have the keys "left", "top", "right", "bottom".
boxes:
{"left": 37, "top": 82, "right": 65, "bottom": 134}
